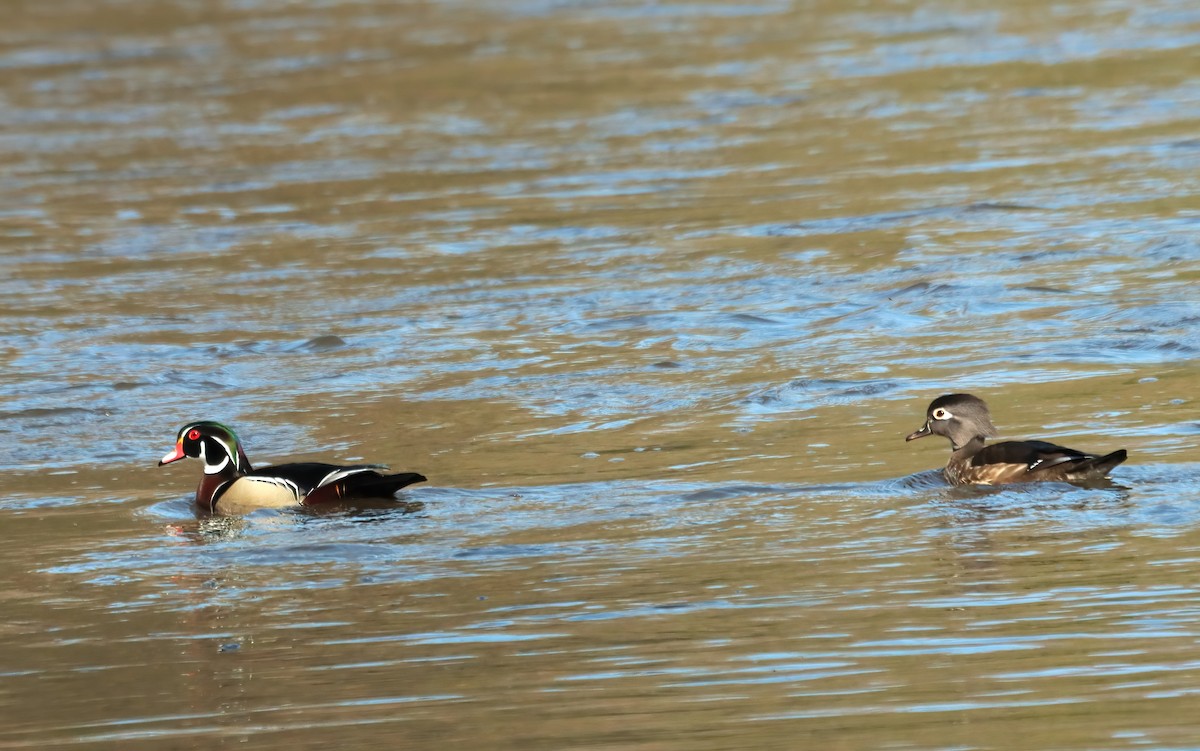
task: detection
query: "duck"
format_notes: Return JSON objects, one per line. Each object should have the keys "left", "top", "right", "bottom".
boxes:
{"left": 905, "top": 393, "right": 1127, "bottom": 485}
{"left": 159, "top": 421, "right": 426, "bottom": 513}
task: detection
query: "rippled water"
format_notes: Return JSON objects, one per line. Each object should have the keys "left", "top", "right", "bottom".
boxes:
{"left": 3, "top": 0, "right": 1200, "bottom": 748}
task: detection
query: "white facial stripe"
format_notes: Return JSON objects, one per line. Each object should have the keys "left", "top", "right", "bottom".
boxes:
{"left": 209, "top": 435, "right": 236, "bottom": 463}
{"left": 932, "top": 408, "right": 953, "bottom": 420}
{"left": 194, "top": 433, "right": 239, "bottom": 473}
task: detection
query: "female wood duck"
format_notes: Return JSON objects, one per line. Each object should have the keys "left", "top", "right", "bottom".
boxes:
{"left": 905, "top": 393, "right": 1127, "bottom": 485}
{"left": 159, "top": 421, "right": 426, "bottom": 514}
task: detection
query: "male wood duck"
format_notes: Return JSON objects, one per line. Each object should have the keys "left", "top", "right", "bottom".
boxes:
{"left": 905, "top": 393, "right": 1127, "bottom": 485}
{"left": 159, "top": 421, "right": 426, "bottom": 514}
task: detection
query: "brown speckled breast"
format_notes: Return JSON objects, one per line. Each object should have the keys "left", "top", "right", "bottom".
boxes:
{"left": 944, "top": 458, "right": 1030, "bottom": 486}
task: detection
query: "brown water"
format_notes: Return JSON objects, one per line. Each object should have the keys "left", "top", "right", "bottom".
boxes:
{"left": 3, "top": 0, "right": 1200, "bottom": 748}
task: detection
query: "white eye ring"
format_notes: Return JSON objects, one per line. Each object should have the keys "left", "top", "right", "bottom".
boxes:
{"left": 932, "top": 408, "right": 952, "bottom": 420}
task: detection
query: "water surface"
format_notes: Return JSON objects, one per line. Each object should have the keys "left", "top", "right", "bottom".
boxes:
{"left": 2, "top": 0, "right": 1200, "bottom": 748}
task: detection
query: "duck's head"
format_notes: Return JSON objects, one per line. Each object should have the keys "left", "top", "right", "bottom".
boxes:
{"left": 160, "top": 421, "right": 253, "bottom": 474}
{"left": 905, "top": 393, "right": 997, "bottom": 451}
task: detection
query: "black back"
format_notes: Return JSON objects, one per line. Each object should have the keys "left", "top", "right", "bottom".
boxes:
{"left": 971, "top": 440, "right": 1090, "bottom": 468}
{"left": 247, "top": 462, "right": 359, "bottom": 492}
{"left": 248, "top": 462, "right": 426, "bottom": 499}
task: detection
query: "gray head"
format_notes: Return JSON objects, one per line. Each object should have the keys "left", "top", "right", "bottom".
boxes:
{"left": 905, "top": 393, "right": 998, "bottom": 450}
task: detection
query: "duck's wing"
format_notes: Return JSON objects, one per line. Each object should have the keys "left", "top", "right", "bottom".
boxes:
{"left": 245, "top": 462, "right": 425, "bottom": 504}
{"left": 973, "top": 441, "right": 1126, "bottom": 478}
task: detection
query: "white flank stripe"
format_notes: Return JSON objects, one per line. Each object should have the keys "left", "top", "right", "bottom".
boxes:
{"left": 317, "top": 467, "right": 381, "bottom": 488}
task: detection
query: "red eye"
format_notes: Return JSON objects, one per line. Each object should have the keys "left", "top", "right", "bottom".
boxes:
{"left": 187, "top": 429, "right": 201, "bottom": 441}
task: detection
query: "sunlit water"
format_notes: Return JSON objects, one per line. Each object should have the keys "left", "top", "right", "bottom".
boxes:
{"left": 2, "top": 0, "right": 1200, "bottom": 748}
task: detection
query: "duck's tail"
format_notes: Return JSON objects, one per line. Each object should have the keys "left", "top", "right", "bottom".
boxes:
{"left": 1073, "top": 449, "right": 1127, "bottom": 478}
{"left": 347, "top": 471, "right": 428, "bottom": 498}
